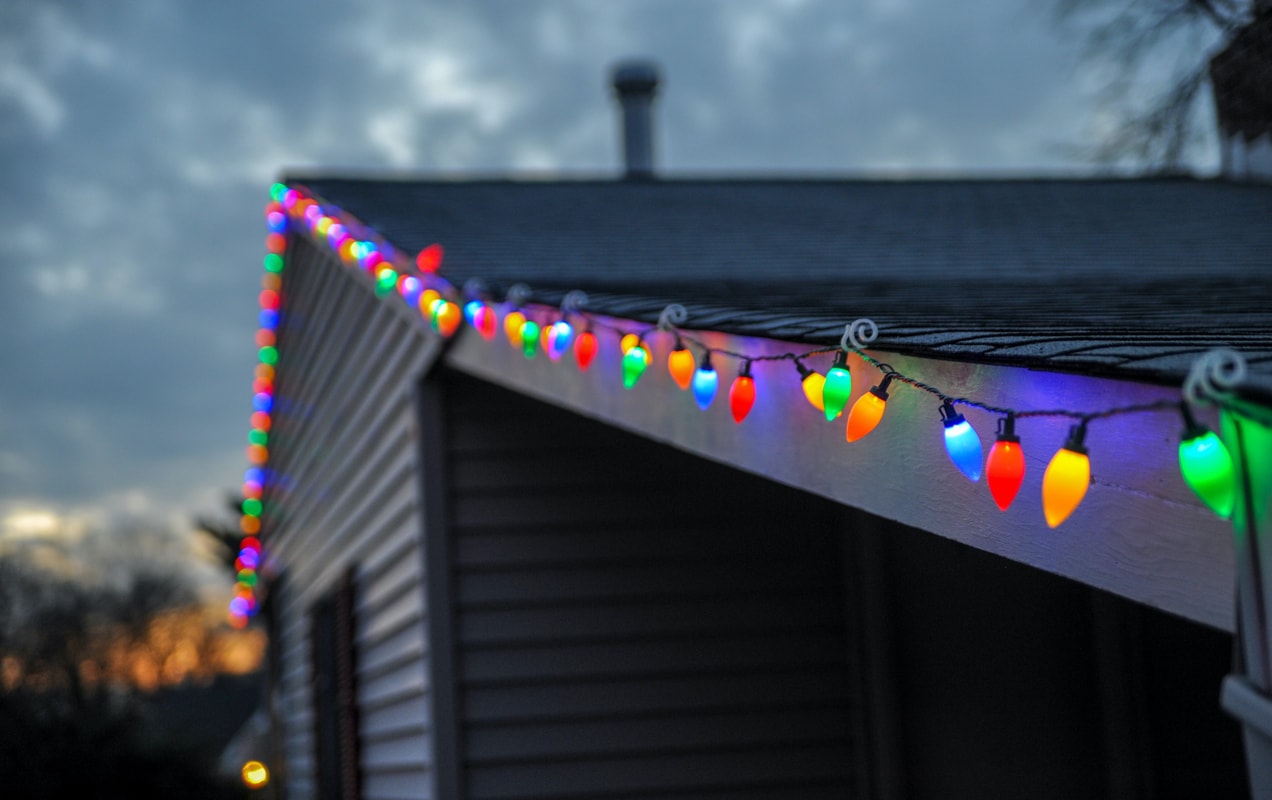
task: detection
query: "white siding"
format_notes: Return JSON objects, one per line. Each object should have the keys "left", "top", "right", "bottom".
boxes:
{"left": 266, "top": 237, "right": 441, "bottom": 800}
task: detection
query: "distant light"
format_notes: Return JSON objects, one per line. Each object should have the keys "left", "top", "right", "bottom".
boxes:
{"left": 241, "top": 761, "right": 269, "bottom": 789}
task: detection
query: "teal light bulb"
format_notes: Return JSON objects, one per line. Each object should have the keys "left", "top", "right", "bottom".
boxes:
{"left": 1179, "top": 426, "right": 1236, "bottom": 518}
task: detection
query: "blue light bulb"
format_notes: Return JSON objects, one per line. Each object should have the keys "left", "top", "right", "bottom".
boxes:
{"left": 692, "top": 355, "right": 719, "bottom": 409}
{"left": 548, "top": 320, "right": 574, "bottom": 361}
{"left": 400, "top": 276, "right": 422, "bottom": 306}
{"left": 464, "top": 300, "right": 483, "bottom": 324}
{"left": 940, "top": 400, "right": 983, "bottom": 481}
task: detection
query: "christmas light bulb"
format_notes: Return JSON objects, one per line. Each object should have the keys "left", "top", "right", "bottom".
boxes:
{"left": 622, "top": 342, "right": 649, "bottom": 388}
{"left": 619, "top": 332, "right": 651, "bottom": 366}
{"left": 692, "top": 353, "right": 718, "bottom": 409}
{"left": 822, "top": 352, "right": 852, "bottom": 421}
{"left": 400, "top": 277, "right": 423, "bottom": 307}
{"left": 1042, "top": 424, "right": 1090, "bottom": 528}
{"left": 847, "top": 374, "right": 893, "bottom": 442}
{"left": 1178, "top": 405, "right": 1235, "bottom": 518}
{"left": 520, "top": 320, "right": 540, "bottom": 357}
{"left": 668, "top": 343, "right": 695, "bottom": 390}
{"left": 796, "top": 361, "right": 826, "bottom": 412}
{"left": 419, "top": 289, "right": 441, "bottom": 316}
{"left": 374, "top": 268, "right": 398, "bottom": 297}
{"left": 433, "top": 300, "right": 462, "bottom": 338}
{"left": 474, "top": 305, "right": 498, "bottom": 340}
{"left": 729, "top": 364, "right": 756, "bottom": 423}
{"left": 985, "top": 415, "right": 1026, "bottom": 511}
{"left": 574, "top": 330, "right": 598, "bottom": 370}
{"left": 464, "top": 300, "right": 482, "bottom": 324}
{"left": 547, "top": 320, "right": 573, "bottom": 361}
{"left": 416, "top": 243, "right": 443, "bottom": 273}
{"left": 504, "top": 311, "right": 526, "bottom": 347}
{"left": 940, "top": 400, "right": 983, "bottom": 481}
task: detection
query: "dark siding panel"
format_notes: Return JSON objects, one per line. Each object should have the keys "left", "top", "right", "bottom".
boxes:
{"left": 442, "top": 371, "right": 859, "bottom": 800}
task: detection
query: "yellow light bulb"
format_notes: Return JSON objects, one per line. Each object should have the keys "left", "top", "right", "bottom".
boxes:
{"left": 1041, "top": 425, "right": 1091, "bottom": 528}
{"left": 504, "top": 311, "right": 526, "bottom": 347}
{"left": 802, "top": 373, "right": 825, "bottom": 411}
{"left": 241, "top": 761, "right": 270, "bottom": 789}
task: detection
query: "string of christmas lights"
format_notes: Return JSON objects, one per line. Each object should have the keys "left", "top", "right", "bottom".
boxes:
{"left": 232, "top": 181, "right": 1259, "bottom": 622}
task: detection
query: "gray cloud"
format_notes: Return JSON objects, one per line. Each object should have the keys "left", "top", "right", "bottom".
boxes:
{"left": 0, "top": 0, "right": 1215, "bottom": 526}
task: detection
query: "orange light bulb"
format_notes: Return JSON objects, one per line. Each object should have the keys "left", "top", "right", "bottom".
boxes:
{"left": 668, "top": 344, "right": 695, "bottom": 390}
{"left": 846, "top": 374, "right": 894, "bottom": 442}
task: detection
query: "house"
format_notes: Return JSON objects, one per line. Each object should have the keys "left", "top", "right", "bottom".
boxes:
{"left": 237, "top": 51, "right": 1272, "bottom": 800}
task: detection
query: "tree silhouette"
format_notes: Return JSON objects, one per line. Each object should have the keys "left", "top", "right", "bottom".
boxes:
{"left": 0, "top": 521, "right": 258, "bottom": 798}
{"left": 1053, "top": 0, "right": 1263, "bottom": 169}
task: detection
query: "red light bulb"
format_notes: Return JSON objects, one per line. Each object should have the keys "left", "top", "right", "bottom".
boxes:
{"left": 985, "top": 415, "right": 1026, "bottom": 511}
{"left": 729, "top": 362, "right": 756, "bottom": 423}
{"left": 474, "top": 305, "right": 498, "bottom": 340}
{"left": 416, "top": 243, "right": 444, "bottom": 273}
{"left": 574, "top": 330, "right": 598, "bottom": 370}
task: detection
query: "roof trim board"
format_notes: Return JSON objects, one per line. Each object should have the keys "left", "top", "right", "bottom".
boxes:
{"left": 245, "top": 182, "right": 1270, "bottom": 632}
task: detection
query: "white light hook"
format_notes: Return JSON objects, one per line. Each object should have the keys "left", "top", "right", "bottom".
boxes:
{"left": 562, "top": 290, "right": 589, "bottom": 315}
{"left": 657, "top": 303, "right": 688, "bottom": 331}
{"left": 841, "top": 318, "right": 879, "bottom": 351}
{"left": 1184, "top": 348, "right": 1247, "bottom": 405}
{"left": 505, "top": 283, "right": 532, "bottom": 308}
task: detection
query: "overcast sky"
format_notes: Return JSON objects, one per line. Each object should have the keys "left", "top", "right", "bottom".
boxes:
{"left": 0, "top": 0, "right": 1221, "bottom": 542}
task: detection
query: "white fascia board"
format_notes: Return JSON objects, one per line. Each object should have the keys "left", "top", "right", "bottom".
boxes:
{"left": 442, "top": 319, "right": 1235, "bottom": 631}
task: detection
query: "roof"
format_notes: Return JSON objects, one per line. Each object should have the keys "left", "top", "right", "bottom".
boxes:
{"left": 287, "top": 175, "right": 1272, "bottom": 403}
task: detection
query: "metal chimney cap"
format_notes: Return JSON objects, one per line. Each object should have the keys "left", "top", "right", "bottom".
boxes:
{"left": 611, "top": 60, "right": 660, "bottom": 95}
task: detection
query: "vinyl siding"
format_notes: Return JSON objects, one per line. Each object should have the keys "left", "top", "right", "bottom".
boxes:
{"left": 438, "top": 371, "right": 863, "bottom": 800}
{"left": 266, "top": 236, "right": 438, "bottom": 800}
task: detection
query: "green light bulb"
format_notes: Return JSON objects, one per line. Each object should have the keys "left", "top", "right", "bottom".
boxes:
{"left": 521, "top": 321, "right": 540, "bottom": 358}
{"left": 375, "top": 268, "right": 398, "bottom": 297}
{"left": 248, "top": 429, "right": 268, "bottom": 446}
{"left": 622, "top": 345, "right": 648, "bottom": 389}
{"left": 822, "top": 352, "right": 852, "bottom": 421}
{"left": 1179, "top": 428, "right": 1236, "bottom": 518}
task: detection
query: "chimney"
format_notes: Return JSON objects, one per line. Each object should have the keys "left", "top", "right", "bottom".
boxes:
{"left": 610, "top": 59, "right": 660, "bottom": 180}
